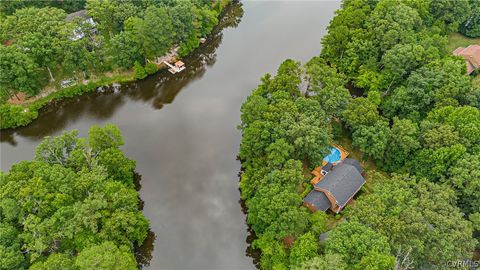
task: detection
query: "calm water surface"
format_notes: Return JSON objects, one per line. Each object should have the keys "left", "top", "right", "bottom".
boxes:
{"left": 1, "top": 2, "right": 339, "bottom": 269}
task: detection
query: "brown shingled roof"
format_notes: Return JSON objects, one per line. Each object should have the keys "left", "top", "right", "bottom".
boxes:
{"left": 453, "top": 45, "right": 480, "bottom": 74}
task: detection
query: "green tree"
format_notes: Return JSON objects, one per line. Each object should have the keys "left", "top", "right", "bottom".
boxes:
{"left": 342, "top": 97, "right": 383, "bottom": 130}
{"left": 429, "top": 0, "right": 471, "bottom": 32}
{"left": 169, "top": 2, "right": 195, "bottom": 43}
{"left": 144, "top": 62, "right": 158, "bottom": 75}
{"left": 0, "top": 45, "right": 40, "bottom": 97}
{"left": 366, "top": 1, "right": 422, "bottom": 52}
{"left": 18, "top": 32, "right": 59, "bottom": 82}
{"left": 288, "top": 114, "right": 331, "bottom": 168}
{"left": 294, "top": 254, "right": 346, "bottom": 270}
{"left": 30, "top": 253, "right": 75, "bottom": 270}
{"left": 354, "top": 251, "right": 395, "bottom": 270}
{"left": 421, "top": 124, "right": 460, "bottom": 149}
{"left": 381, "top": 43, "right": 434, "bottom": 88}
{"left": 383, "top": 118, "right": 420, "bottom": 171}
{"left": 75, "top": 242, "right": 137, "bottom": 270}
{"left": 109, "top": 31, "right": 144, "bottom": 69}
{"left": 320, "top": 0, "right": 373, "bottom": 67}
{"left": 289, "top": 232, "right": 319, "bottom": 268}
{"left": 88, "top": 123, "right": 124, "bottom": 153}
{"left": 409, "top": 143, "right": 466, "bottom": 182}
{"left": 0, "top": 224, "right": 25, "bottom": 270}
{"left": 143, "top": 6, "right": 174, "bottom": 59}
{"left": 134, "top": 61, "right": 147, "bottom": 79}
{"left": 447, "top": 154, "right": 480, "bottom": 215}
{"left": 423, "top": 105, "right": 480, "bottom": 148}
{"left": 252, "top": 234, "right": 288, "bottom": 270}
{"left": 3, "top": 7, "right": 69, "bottom": 82}
{"left": 305, "top": 57, "right": 351, "bottom": 118}
{"left": 352, "top": 120, "right": 391, "bottom": 160}
{"left": 246, "top": 182, "right": 306, "bottom": 238}
{"left": 325, "top": 222, "right": 391, "bottom": 267}
{"left": 460, "top": 0, "right": 480, "bottom": 37}
{"left": 61, "top": 37, "right": 95, "bottom": 77}
{"left": 86, "top": 0, "right": 145, "bottom": 38}
{"left": 1, "top": 124, "right": 148, "bottom": 268}
{"left": 383, "top": 59, "right": 472, "bottom": 119}
{"left": 308, "top": 211, "right": 328, "bottom": 236}
{"left": 348, "top": 174, "right": 477, "bottom": 268}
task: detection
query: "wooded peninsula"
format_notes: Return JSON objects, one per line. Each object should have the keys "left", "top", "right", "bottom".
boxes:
{"left": 239, "top": 0, "right": 480, "bottom": 269}
{"left": 0, "top": 0, "right": 230, "bottom": 129}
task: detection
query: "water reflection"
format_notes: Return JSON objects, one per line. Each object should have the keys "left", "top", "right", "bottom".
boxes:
{"left": 136, "top": 230, "right": 156, "bottom": 269}
{"left": 0, "top": 2, "right": 245, "bottom": 144}
{"left": 1, "top": 2, "right": 341, "bottom": 269}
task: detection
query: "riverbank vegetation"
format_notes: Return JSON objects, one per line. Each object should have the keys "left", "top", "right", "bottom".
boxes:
{"left": 0, "top": 124, "right": 149, "bottom": 269}
{"left": 240, "top": 0, "right": 480, "bottom": 269}
{"left": 0, "top": 0, "right": 230, "bottom": 129}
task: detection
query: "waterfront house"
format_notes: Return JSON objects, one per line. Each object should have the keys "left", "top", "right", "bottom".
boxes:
{"left": 66, "top": 10, "right": 97, "bottom": 41}
{"left": 453, "top": 45, "right": 480, "bottom": 75}
{"left": 303, "top": 156, "right": 366, "bottom": 213}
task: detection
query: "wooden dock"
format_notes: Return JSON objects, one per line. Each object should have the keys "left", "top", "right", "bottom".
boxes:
{"left": 163, "top": 61, "right": 186, "bottom": 74}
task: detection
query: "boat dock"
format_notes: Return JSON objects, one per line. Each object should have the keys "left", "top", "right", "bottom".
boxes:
{"left": 163, "top": 61, "right": 186, "bottom": 74}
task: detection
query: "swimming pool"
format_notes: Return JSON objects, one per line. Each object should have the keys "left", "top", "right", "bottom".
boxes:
{"left": 323, "top": 147, "right": 342, "bottom": 163}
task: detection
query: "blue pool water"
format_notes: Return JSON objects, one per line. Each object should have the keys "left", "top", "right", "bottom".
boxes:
{"left": 324, "top": 147, "right": 341, "bottom": 163}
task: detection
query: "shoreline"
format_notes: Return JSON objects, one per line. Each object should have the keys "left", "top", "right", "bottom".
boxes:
{"left": 0, "top": 3, "right": 231, "bottom": 130}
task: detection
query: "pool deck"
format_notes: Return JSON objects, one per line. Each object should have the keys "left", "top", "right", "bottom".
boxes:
{"left": 310, "top": 144, "right": 349, "bottom": 185}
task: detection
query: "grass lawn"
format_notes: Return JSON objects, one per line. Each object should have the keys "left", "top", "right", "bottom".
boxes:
{"left": 473, "top": 74, "right": 480, "bottom": 88}
{"left": 446, "top": 32, "right": 480, "bottom": 53}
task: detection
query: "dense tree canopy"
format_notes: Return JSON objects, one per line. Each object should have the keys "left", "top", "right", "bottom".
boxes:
{"left": 239, "top": 60, "right": 334, "bottom": 269}
{"left": 241, "top": 0, "right": 480, "bottom": 269}
{"left": 325, "top": 221, "right": 393, "bottom": 268}
{"left": 347, "top": 174, "right": 476, "bottom": 268}
{"left": 460, "top": 0, "right": 480, "bottom": 37}
{"left": 0, "top": 0, "right": 227, "bottom": 99}
{"left": 0, "top": 124, "right": 149, "bottom": 269}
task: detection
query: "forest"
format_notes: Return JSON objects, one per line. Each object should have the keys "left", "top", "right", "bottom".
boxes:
{"left": 239, "top": 0, "right": 480, "bottom": 269}
{"left": 0, "top": 124, "right": 149, "bottom": 269}
{"left": 0, "top": 0, "right": 229, "bottom": 129}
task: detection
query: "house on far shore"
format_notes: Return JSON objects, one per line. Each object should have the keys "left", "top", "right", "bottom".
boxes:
{"left": 66, "top": 10, "right": 97, "bottom": 41}
{"left": 453, "top": 44, "right": 480, "bottom": 75}
{"left": 303, "top": 147, "right": 366, "bottom": 214}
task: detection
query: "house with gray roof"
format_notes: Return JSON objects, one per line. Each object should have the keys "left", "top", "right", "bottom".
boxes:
{"left": 303, "top": 158, "right": 365, "bottom": 213}
{"left": 66, "top": 10, "right": 97, "bottom": 41}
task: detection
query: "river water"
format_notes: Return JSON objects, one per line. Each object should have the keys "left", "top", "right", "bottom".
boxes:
{"left": 0, "top": 2, "right": 339, "bottom": 269}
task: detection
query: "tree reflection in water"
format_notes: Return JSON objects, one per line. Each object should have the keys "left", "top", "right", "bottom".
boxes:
{"left": 0, "top": 2, "right": 245, "bottom": 144}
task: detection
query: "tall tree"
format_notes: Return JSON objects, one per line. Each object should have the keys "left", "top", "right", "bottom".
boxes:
{"left": 348, "top": 174, "right": 476, "bottom": 268}
{"left": 110, "top": 30, "right": 144, "bottom": 69}
{"left": 289, "top": 233, "right": 319, "bottom": 268}
{"left": 325, "top": 222, "right": 392, "bottom": 268}
{"left": 352, "top": 120, "right": 391, "bottom": 160}
{"left": 86, "top": 0, "right": 145, "bottom": 38}
{"left": 383, "top": 118, "right": 420, "bottom": 171}
{"left": 74, "top": 242, "right": 138, "bottom": 270}
{"left": 142, "top": 6, "right": 174, "bottom": 60}
{"left": 3, "top": 7, "right": 68, "bottom": 82}
{"left": 1, "top": 125, "right": 149, "bottom": 268}
{"left": 294, "top": 254, "right": 347, "bottom": 270}
{"left": 460, "top": 0, "right": 480, "bottom": 37}
{"left": 0, "top": 45, "right": 40, "bottom": 97}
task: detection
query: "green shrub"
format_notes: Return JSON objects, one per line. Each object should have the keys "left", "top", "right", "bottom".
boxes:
{"left": 0, "top": 104, "right": 38, "bottom": 129}
{"left": 178, "top": 34, "right": 201, "bottom": 57}
{"left": 145, "top": 62, "right": 158, "bottom": 75}
{"left": 0, "top": 73, "right": 135, "bottom": 130}
{"left": 134, "top": 61, "right": 147, "bottom": 79}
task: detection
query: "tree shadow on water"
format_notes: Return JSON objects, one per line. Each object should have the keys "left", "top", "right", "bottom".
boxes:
{"left": 1, "top": 2, "right": 245, "bottom": 146}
